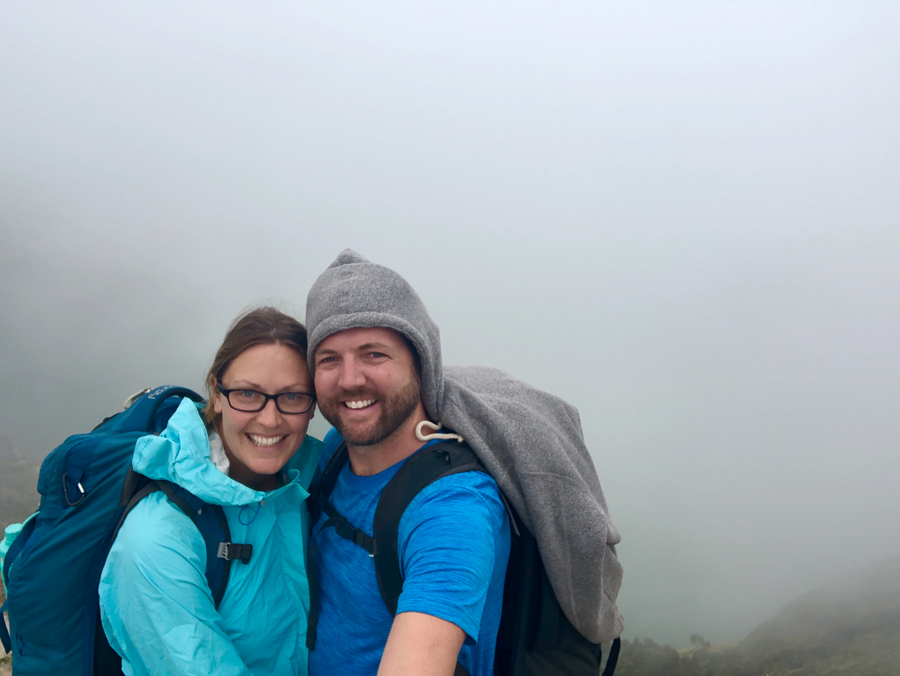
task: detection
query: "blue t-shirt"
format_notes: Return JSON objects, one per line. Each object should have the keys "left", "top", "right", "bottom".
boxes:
{"left": 308, "top": 428, "right": 511, "bottom": 676}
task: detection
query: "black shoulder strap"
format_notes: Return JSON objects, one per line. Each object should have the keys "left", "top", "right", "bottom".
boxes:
{"left": 305, "top": 440, "right": 484, "bottom": 654}
{"left": 306, "top": 441, "right": 376, "bottom": 650}
{"left": 309, "top": 441, "right": 349, "bottom": 524}
{"left": 96, "top": 472, "right": 252, "bottom": 676}
{"left": 305, "top": 441, "right": 620, "bottom": 676}
{"left": 309, "top": 442, "right": 377, "bottom": 554}
{"left": 372, "top": 441, "right": 485, "bottom": 615}
{"left": 604, "top": 637, "right": 621, "bottom": 676}
{"left": 113, "top": 469, "right": 251, "bottom": 608}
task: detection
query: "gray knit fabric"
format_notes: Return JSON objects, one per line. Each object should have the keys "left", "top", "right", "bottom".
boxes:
{"left": 440, "top": 365, "right": 624, "bottom": 643}
{"left": 305, "top": 249, "right": 624, "bottom": 643}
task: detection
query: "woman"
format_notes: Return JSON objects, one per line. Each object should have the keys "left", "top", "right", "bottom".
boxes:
{"left": 99, "top": 307, "right": 322, "bottom": 676}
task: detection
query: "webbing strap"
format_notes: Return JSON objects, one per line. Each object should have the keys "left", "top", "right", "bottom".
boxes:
{"left": 318, "top": 498, "right": 376, "bottom": 555}
{"left": 307, "top": 441, "right": 377, "bottom": 650}
{"left": 115, "top": 475, "right": 243, "bottom": 608}
{"left": 372, "top": 443, "right": 485, "bottom": 616}
{"left": 305, "top": 494, "right": 376, "bottom": 650}
{"left": 602, "top": 637, "right": 621, "bottom": 676}
{"left": 0, "top": 599, "right": 10, "bottom": 654}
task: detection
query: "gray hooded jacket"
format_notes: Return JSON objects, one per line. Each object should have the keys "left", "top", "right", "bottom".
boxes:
{"left": 306, "top": 250, "right": 624, "bottom": 643}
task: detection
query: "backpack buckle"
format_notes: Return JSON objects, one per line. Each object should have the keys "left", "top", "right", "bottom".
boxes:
{"left": 217, "top": 542, "right": 253, "bottom": 563}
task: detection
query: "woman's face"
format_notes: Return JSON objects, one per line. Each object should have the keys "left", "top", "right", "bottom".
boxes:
{"left": 212, "top": 343, "right": 314, "bottom": 491}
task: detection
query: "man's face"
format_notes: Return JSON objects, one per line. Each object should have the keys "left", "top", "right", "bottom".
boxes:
{"left": 314, "top": 326, "right": 422, "bottom": 447}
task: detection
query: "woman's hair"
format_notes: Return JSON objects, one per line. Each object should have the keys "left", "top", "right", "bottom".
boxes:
{"left": 204, "top": 306, "right": 309, "bottom": 429}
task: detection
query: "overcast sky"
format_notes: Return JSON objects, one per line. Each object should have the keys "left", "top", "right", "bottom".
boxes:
{"left": 2, "top": 1, "right": 898, "bottom": 648}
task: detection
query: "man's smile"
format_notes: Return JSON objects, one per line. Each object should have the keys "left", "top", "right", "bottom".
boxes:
{"left": 344, "top": 399, "right": 376, "bottom": 410}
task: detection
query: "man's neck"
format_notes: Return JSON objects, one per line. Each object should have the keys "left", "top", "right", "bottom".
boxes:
{"left": 346, "top": 404, "right": 430, "bottom": 477}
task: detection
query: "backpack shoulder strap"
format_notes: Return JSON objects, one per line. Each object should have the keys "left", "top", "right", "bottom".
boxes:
{"left": 0, "top": 600, "right": 9, "bottom": 654}
{"left": 305, "top": 440, "right": 484, "bottom": 651}
{"left": 308, "top": 441, "right": 349, "bottom": 521}
{"left": 113, "top": 469, "right": 251, "bottom": 608}
{"left": 309, "top": 442, "right": 378, "bottom": 554}
{"left": 372, "top": 441, "right": 485, "bottom": 615}
{"left": 306, "top": 441, "right": 376, "bottom": 650}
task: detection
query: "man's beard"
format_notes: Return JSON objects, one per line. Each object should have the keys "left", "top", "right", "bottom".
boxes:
{"left": 319, "top": 375, "right": 421, "bottom": 447}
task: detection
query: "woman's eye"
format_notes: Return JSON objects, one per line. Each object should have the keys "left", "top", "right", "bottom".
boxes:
{"left": 239, "top": 390, "right": 257, "bottom": 399}
{"left": 283, "top": 393, "right": 298, "bottom": 401}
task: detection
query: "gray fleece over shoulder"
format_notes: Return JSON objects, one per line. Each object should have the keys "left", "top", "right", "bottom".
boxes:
{"left": 306, "top": 249, "right": 624, "bottom": 643}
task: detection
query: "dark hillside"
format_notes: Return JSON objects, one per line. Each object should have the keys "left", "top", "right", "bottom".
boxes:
{"left": 741, "top": 555, "right": 900, "bottom": 676}
{"left": 617, "top": 556, "right": 900, "bottom": 676}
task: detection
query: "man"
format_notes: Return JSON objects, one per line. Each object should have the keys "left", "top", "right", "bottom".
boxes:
{"left": 305, "top": 250, "right": 511, "bottom": 676}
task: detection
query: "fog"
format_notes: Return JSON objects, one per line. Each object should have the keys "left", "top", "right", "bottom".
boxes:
{"left": 1, "top": 2, "right": 898, "bottom": 648}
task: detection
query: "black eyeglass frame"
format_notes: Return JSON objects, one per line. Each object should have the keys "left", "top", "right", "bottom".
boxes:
{"left": 216, "top": 384, "right": 316, "bottom": 415}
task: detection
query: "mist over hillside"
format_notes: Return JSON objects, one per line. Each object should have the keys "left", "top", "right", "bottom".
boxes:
{"left": 618, "top": 555, "right": 900, "bottom": 675}
{"left": 2, "top": 0, "right": 898, "bottom": 652}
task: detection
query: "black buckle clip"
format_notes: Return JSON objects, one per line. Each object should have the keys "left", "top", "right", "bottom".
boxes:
{"left": 217, "top": 542, "right": 253, "bottom": 563}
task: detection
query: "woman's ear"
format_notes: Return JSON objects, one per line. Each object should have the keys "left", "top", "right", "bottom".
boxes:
{"left": 211, "top": 378, "right": 223, "bottom": 415}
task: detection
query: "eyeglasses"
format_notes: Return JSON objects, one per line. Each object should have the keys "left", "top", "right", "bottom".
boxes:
{"left": 216, "top": 384, "right": 316, "bottom": 415}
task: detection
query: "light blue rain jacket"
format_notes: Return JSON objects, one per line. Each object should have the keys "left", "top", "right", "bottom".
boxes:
{"left": 99, "top": 398, "right": 322, "bottom": 676}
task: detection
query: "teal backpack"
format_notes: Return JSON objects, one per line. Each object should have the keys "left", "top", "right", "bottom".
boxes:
{"left": 1, "top": 386, "right": 253, "bottom": 675}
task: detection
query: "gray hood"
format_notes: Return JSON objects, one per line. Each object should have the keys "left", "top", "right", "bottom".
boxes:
{"left": 440, "top": 365, "right": 624, "bottom": 643}
{"left": 306, "top": 249, "right": 624, "bottom": 643}
{"left": 306, "top": 249, "right": 444, "bottom": 421}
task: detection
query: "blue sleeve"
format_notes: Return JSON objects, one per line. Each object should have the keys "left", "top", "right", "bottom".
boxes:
{"left": 394, "top": 472, "right": 508, "bottom": 643}
{"left": 99, "top": 494, "right": 253, "bottom": 676}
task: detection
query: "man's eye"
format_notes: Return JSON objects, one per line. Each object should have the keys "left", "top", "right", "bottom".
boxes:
{"left": 369, "top": 352, "right": 386, "bottom": 359}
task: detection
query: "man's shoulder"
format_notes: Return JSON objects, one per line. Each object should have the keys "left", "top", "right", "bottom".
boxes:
{"left": 402, "top": 464, "right": 509, "bottom": 536}
{"left": 418, "top": 467, "right": 502, "bottom": 500}
{"left": 401, "top": 441, "right": 507, "bottom": 519}
{"left": 322, "top": 427, "right": 344, "bottom": 458}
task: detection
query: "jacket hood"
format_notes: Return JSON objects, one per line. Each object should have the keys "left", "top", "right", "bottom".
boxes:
{"left": 305, "top": 249, "right": 444, "bottom": 421}
{"left": 133, "top": 397, "right": 315, "bottom": 506}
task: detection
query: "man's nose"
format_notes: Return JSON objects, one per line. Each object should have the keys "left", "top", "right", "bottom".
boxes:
{"left": 337, "top": 358, "right": 366, "bottom": 390}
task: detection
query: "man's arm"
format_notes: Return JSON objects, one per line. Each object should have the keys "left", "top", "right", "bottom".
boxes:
{"left": 378, "top": 611, "right": 466, "bottom": 676}
{"left": 375, "top": 473, "right": 510, "bottom": 676}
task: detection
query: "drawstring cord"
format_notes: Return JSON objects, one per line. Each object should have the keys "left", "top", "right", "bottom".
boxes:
{"left": 239, "top": 500, "right": 263, "bottom": 525}
{"left": 415, "top": 420, "right": 464, "bottom": 443}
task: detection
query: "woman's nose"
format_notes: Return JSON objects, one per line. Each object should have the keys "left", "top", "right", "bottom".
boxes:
{"left": 255, "top": 398, "right": 283, "bottom": 426}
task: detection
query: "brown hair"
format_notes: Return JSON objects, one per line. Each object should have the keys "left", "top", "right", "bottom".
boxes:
{"left": 204, "top": 306, "right": 309, "bottom": 430}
